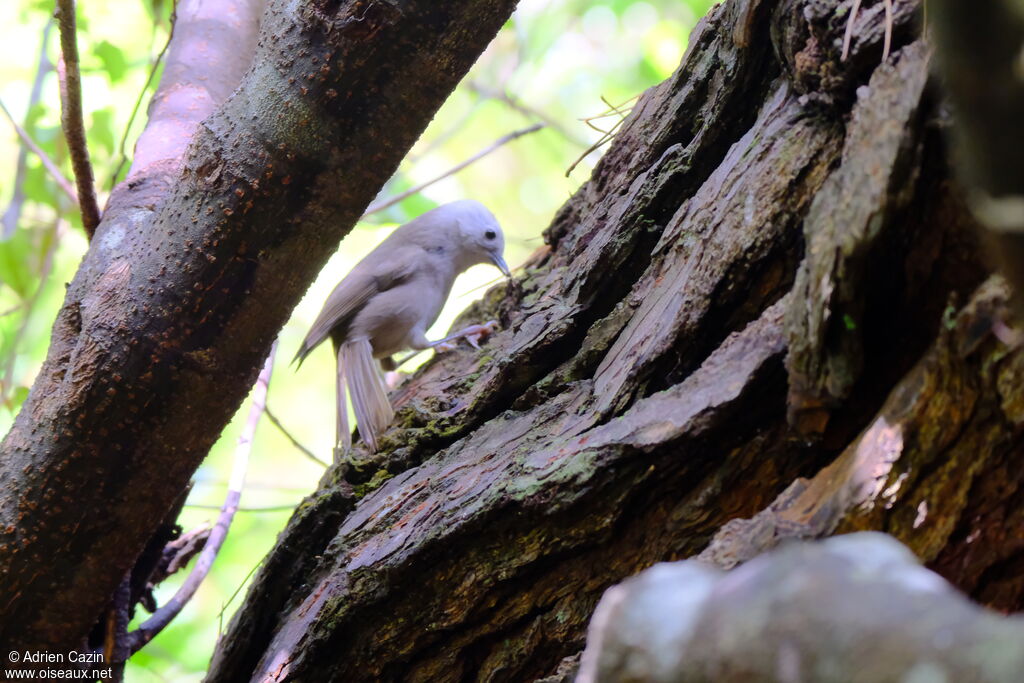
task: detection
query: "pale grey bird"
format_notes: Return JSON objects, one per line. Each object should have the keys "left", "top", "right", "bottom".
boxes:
{"left": 295, "top": 199, "right": 510, "bottom": 457}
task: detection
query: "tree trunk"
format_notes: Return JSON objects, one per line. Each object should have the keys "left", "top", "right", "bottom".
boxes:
{"left": 0, "top": 0, "right": 519, "bottom": 653}
{"left": 207, "top": 0, "right": 1021, "bottom": 680}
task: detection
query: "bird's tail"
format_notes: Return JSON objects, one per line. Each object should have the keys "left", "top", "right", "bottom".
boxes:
{"left": 337, "top": 339, "right": 393, "bottom": 454}
{"left": 334, "top": 342, "right": 351, "bottom": 457}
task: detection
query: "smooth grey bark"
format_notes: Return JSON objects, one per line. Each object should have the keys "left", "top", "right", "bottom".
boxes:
{"left": 578, "top": 533, "right": 1024, "bottom": 683}
{"left": 0, "top": 0, "right": 518, "bottom": 652}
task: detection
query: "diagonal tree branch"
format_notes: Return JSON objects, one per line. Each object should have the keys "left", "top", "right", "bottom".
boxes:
{"left": 0, "top": 0, "right": 520, "bottom": 653}
{"left": 54, "top": 0, "right": 101, "bottom": 237}
{"left": 0, "top": 98, "right": 78, "bottom": 205}
{"left": 362, "top": 123, "right": 544, "bottom": 217}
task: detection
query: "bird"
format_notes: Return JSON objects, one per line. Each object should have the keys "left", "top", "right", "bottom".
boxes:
{"left": 294, "top": 199, "right": 510, "bottom": 459}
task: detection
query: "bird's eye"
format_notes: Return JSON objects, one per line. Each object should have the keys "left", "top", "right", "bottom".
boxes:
{"left": 484, "top": 230, "right": 497, "bottom": 240}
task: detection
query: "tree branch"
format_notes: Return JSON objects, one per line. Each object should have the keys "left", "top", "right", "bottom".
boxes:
{"left": 54, "top": 0, "right": 101, "bottom": 237}
{"left": 0, "top": 0, "right": 520, "bottom": 653}
{"left": 362, "top": 123, "right": 544, "bottom": 217}
{"left": 0, "top": 98, "right": 78, "bottom": 205}
{"left": 124, "top": 342, "right": 276, "bottom": 654}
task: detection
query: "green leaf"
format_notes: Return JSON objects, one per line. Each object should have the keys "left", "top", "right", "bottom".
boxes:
{"left": 24, "top": 102, "right": 47, "bottom": 132}
{"left": 94, "top": 40, "right": 128, "bottom": 83}
{"left": 90, "top": 108, "right": 116, "bottom": 155}
{"left": 0, "top": 230, "right": 35, "bottom": 298}
{"left": 23, "top": 163, "right": 57, "bottom": 208}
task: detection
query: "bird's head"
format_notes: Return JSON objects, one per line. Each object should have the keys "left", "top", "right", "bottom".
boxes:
{"left": 446, "top": 199, "right": 510, "bottom": 277}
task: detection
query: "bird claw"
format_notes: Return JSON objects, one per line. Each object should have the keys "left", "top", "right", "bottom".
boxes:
{"left": 462, "top": 320, "right": 499, "bottom": 349}
{"left": 433, "top": 320, "right": 500, "bottom": 353}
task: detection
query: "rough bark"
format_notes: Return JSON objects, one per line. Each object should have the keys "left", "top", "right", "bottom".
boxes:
{"left": 0, "top": 0, "right": 519, "bottom": 652}
{"left": 578, "top": 533, "right": 1024, "bottom": 683}
{"left": 206, "top": 0, "right": 1022, "bottom": 680}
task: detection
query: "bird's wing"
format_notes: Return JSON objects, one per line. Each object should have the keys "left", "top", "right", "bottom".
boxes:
{"left": 293, "top": 246, "right": 420, "bottom": 365}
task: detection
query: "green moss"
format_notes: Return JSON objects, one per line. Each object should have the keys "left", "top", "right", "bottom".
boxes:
{"left": 353, "top": 468, "right": 396, "bottom": 499}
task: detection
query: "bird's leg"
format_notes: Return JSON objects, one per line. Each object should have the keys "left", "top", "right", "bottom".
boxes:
{"left": 430, "top": 320, "right": 499, "bottom": 351}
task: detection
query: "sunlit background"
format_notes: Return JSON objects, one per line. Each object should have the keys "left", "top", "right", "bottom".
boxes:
{"left": 0, "top": 0, "right": 714, "bottom": 678}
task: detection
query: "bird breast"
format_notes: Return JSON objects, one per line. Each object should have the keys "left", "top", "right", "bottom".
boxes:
{"left": 353, "top": 276, "right": 450, "bottom": 358}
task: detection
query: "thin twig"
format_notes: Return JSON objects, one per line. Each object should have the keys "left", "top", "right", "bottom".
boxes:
{"left": 184, "top": 502, "right": 299, "bottom": 512}
{"left": 580, "top": 94, "right": 640, "bottom": 133}
{"left": 362, "top": 124, "right": 544, "bottom": 217}
{"left": 405, "top": 99, "right": 486, "bottom": 166}
{"left": 565, "top": 95, "right": 637, "bottom": 177}
{"left": 265, "top": 405, "right": 328, "bottom": 467}
{"left": 0, "top": 99, "right": 78, "bottom": 204}
{"left": 110, "top": 4, "right": 177, "bottom": 190}
{"left": 565, "top": 119, "right": 626, "bottom": 177}
{"left": 217, "top": 557, "right": 265, "bottom": 637}
{"left": 54, "top": 0, "right": 102, "bottom": 237}
{"left": 124, "top": 341, "right": 277, "bottom": 654}
{"left": 467, "top": 81, "right": 588, "bottom": 146}
{"left": 2, "top": 22, "right": 54, "bottom": 239}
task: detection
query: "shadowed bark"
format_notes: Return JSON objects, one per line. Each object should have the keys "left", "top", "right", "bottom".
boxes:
{"left": 205, "top": 1, "right": 1021, "bottom": 680}
{"left": 0, "top": 0, "right": 519, "bottom": 653}
{"left": 926, "top": 1, "right": 1024, "bottom": 302}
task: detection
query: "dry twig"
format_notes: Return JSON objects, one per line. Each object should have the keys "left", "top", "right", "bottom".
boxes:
{"left": 123, "top": 342, "right": 277, "bottom": 654}
{"left": 0, "top": 99, "right": 77, "bottom": 204}
{"left": 565, "top": 95, "right": 638, "bottom": 177}
{"left": 362, "top": 124, "right": 544, "bottom": 217}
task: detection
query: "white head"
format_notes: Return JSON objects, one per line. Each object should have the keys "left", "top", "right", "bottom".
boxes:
{"left": 442, "top": 199, "right": 510, "bottom": 276}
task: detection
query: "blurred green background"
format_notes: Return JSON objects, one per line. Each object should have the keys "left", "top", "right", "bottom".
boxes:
{"left": 0, "top": 0, "right": 714, "bottom": 678}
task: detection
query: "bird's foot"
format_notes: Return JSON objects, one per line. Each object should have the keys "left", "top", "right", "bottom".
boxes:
{"left": 433, "top": 320, "right": 499, "bottom": 352}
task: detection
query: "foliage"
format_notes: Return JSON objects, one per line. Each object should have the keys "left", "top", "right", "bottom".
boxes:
{"left": 0, "top": 0, "right": 713, "bottom": 678}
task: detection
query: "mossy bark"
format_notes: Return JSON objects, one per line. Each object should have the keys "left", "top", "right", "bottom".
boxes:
{"left": 207, "top": 1, "right": 1021, "bottom": 681}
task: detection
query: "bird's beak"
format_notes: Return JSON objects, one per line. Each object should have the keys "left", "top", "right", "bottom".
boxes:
{"left": 490, "top": 252, "right": 511, "bottom": 277}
